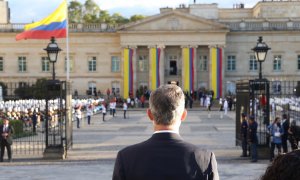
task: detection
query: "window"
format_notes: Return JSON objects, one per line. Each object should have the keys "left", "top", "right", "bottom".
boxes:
{"left": 168, "top": 55, "right": 178, "bottom": 75}
{"left": 273, "top": 55, "right": 281, "bottom": 71}
{"left": 111, "top": 56, "right": 120, "bottom": 72}
{"left": 41, "top": 56, "right": 50, "bottom": 72}
{"left": 88, "top": 82, "right": 96, "bottom": 96}
{"left": 249, "top": 55, "right": 257, "bottom": 71}
{"left": 297, "top": 55, "right": 300, "bottom": 70}
{"left": 18, "top": 56, "right": 27, "bottom": 72}
{"left": 138, "top": 55, "right": 148, "bottom": 72}
{"left": 227, "top": 55, "right": 236, "bottom": 71}
{"left": 198, "top": 55, "right": 208, "bottom": 71}
{"left": 112, "top": 82, "right": 120, "bottom": 95}
{"left": 0, "top": 57, "right": 3, "bottom": 72}
{"left": 88, "top": 56, "right": 97, "bottom": 72}
{"left": 65, "top": 56, "right": 74, "bottom": 72}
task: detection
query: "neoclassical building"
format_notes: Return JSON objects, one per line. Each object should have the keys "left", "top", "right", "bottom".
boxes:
{"left": 1, "top": 0, "right": 300, "bottom": 98}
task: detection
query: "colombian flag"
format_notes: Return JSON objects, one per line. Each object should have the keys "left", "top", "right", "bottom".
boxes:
{"left": 16, "top": 0, "right": 67, "bottom": 41}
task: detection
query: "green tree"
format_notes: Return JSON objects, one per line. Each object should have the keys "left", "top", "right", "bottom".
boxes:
{"left": 130, "top": 15, "right": 146, "bottom": 22}
{"left": 83, "top": 0, "right": 100, "bottom": 23}
{"left": 110, "top": 13, "right": 129, "bottom": 25}
{"left": 68, "top": 1, "right": 83, "bottom": 23}
{"left": 99, "top": 10, "right": 111, "bottom": 23}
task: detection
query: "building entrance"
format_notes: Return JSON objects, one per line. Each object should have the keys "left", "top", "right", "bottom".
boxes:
{"left": 169, "top": 61, "right": 177, "bottom": 75}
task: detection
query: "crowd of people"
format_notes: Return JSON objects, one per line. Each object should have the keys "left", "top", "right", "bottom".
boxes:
{"left": 240, "top": 112, "right": 300, "bottom": 163}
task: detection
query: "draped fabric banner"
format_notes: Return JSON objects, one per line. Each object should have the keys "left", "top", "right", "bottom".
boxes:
{"left": 211, "top": 47, "right": 223, "bottom": 99}
{"left": 183, "top": 47, "right": 195, "bottom": 93}
{"left": 150, "top": 47, "right": 161, "bottom": 90}
{"left": 123, "top": 48, "right": 134, "bottom": 99}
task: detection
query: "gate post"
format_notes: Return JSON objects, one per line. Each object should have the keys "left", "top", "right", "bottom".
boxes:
{"left": 43, "top": 80, "right": 66, "bottom": 159}
{"left": 236, "top": 79, "right": 270, "bottom": 159}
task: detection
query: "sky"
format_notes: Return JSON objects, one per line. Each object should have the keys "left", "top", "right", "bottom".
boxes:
{"left": 8, "top": 0, "right": 260, "bottom": 23}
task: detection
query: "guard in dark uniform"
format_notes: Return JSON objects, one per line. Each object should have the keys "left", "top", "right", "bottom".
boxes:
{"left": 0, "top": 117, "right": 14, "bottom": 162}
{"left": 240, "top": 113, "right": 248, "bottom": 157}
{"left": 248, "top": 115, "right": 258, "bottom": 162}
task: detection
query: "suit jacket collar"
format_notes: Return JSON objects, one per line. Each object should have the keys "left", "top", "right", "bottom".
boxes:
{"left": 150, "top": 132, "right": 183, "bottom": 141}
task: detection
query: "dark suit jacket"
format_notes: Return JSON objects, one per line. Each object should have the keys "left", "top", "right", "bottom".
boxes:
{"left": 113, "top": 133, "right": 219, "bottom": 180}
{"left": 0, "top": 124, "right": 14, "bottom": 145}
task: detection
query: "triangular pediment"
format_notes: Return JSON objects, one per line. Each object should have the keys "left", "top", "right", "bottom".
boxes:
{"left": 118, "top": 10, "right": 228, "bottom": 32}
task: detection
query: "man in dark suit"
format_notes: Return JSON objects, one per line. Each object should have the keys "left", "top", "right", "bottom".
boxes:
{"left": 0, "top": 117, "right": 14, "bottom": 162}
{"left": 113, "top": 84, "right": 219, "bottom": 180}
{"left": 281, "top": 114, "right": 289, "bottom": 153}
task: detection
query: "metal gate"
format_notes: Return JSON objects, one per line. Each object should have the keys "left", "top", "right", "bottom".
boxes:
{"left": 0, "top": 79, "right": 72, "bottom": 158}
{"left": 236, "top": 79, "right": 300, "bottom": 158}
{"left": 45, "top": 80, "right": 72, "bottom": 158}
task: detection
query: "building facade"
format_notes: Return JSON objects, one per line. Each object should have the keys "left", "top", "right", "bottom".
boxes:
{"left": 1, "top": 0, "right": 300, "bottom": 98}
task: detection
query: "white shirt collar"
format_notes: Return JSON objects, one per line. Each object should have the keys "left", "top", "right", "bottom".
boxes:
{"left": 154, "top": 130, "right": 179, "bottom": 134}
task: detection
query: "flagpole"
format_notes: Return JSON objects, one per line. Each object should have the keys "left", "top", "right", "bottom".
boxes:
{"left": 65, "top": 0, "right": 70, "bottom": 81}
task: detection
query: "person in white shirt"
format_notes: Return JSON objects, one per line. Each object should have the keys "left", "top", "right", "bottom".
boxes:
{"left": 75, "top": 105, "right": 82, "bottom": 128}
{"left": 86, "top": 104, "right": 93, "bottom": 125}
{"left": 223, "top": 99, "right": 228, "bottom": 115}
{"left": 112, "top": 100, "right": 116, "bottom": 117}
{"left": 102, "top": 103, "right": 107, "bottom": 122}
{"left": 123, "top": 101, "right": 128, "bottom": 119}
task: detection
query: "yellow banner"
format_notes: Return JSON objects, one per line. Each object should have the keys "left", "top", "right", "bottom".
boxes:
{"left": 150, "top": 48, "right": 157, "bottom": 91}
{"left": 123, "top": 49, "right": 129, "bottom": 98}
{"left": 211, "top": 47, "right": 217, "bottom": 98}
{"left": 183, "top": 48, "right": 190, "bottom": 92}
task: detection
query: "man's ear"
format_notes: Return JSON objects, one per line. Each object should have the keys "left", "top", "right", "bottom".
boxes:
{"left": 147, "top": 109, "right": 154, "bottom": 121}
{"left": 181, "top": 109, "right": 187, "bottom": 121}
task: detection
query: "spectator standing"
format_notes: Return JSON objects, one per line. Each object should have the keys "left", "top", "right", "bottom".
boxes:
{"left": 127, "top": 97, "right": 131, "bottom": 107}
{"left": 102, "top": 103, "right": 106, "bottom": 122}
{"left": 140, "top": 95, "right": 145, "bottom": 108}
{"left": 112, "top": 99, "right": 116, "bottom": 117}
{"left": 288, "top": 120, "right": 300, "bottom": 150}
{"left": 32, "top": 110, "right": 37, "bottom": 133}
{"left": 223, "top": 99, "right": 228, "bottom": 115}
{"left": 268, "top": 117, "right": 283, "bottom": 161}
{"left": 86, "top": 104, "right": 93, "bottom": 125}
{"left": 75, "top": 105, "right": 82, "bottom": 129}
{"left": 123, "top": 101, "right": 127, "bottom": 119}
{"left": 113, "top": 84, "right": 219, "bottom": 180}
{"left": 281, "top": 114, "right": 289, "bottom": 153}
{"left": 240, "top": 113, "right": 248, "bottom": 157}
{"left": 248, "top": 115, "right": 258, "bottom": 162}
{"left": 0, "top": 118, "right": 14, "bottom": 162}
{"left": 109, "top": 100, "right": 113, "bottom": 115}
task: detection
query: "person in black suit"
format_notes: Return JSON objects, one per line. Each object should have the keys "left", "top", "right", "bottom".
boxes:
{"left": 113, "top": 84, "right": 219, "bottom": 180}
{"left": 281, "top": 114, "right": 289, "bottom": 153}
{"left": 0, "top": 117, "right": 14, "bottom": 162}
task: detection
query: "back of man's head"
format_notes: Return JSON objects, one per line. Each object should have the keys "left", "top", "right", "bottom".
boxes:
{"left": 149, "top": 84, "right": 185, "bottom": 126}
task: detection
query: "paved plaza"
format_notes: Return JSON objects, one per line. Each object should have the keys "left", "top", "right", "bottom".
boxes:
{"left": 0, "top": 109, "right": 269, "bottom": 180}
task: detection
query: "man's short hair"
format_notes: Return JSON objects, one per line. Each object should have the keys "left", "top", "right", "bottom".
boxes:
{"left": 149, "top": 84, "right": 185, "bottom": 125}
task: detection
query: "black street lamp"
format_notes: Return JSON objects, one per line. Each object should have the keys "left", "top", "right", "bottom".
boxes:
{"left": 44, "top": 37, "right": 62, "bottom": 80}
{"left": 252, "top": 36, "right": 271, "bottom": 80}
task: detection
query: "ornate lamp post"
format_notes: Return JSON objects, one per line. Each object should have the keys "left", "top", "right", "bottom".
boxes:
{"left": 44, "top": 37, "right": 61, "bottom": 80}
{"left": 252, "top": 36, "right": 271, "bottom": 80}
